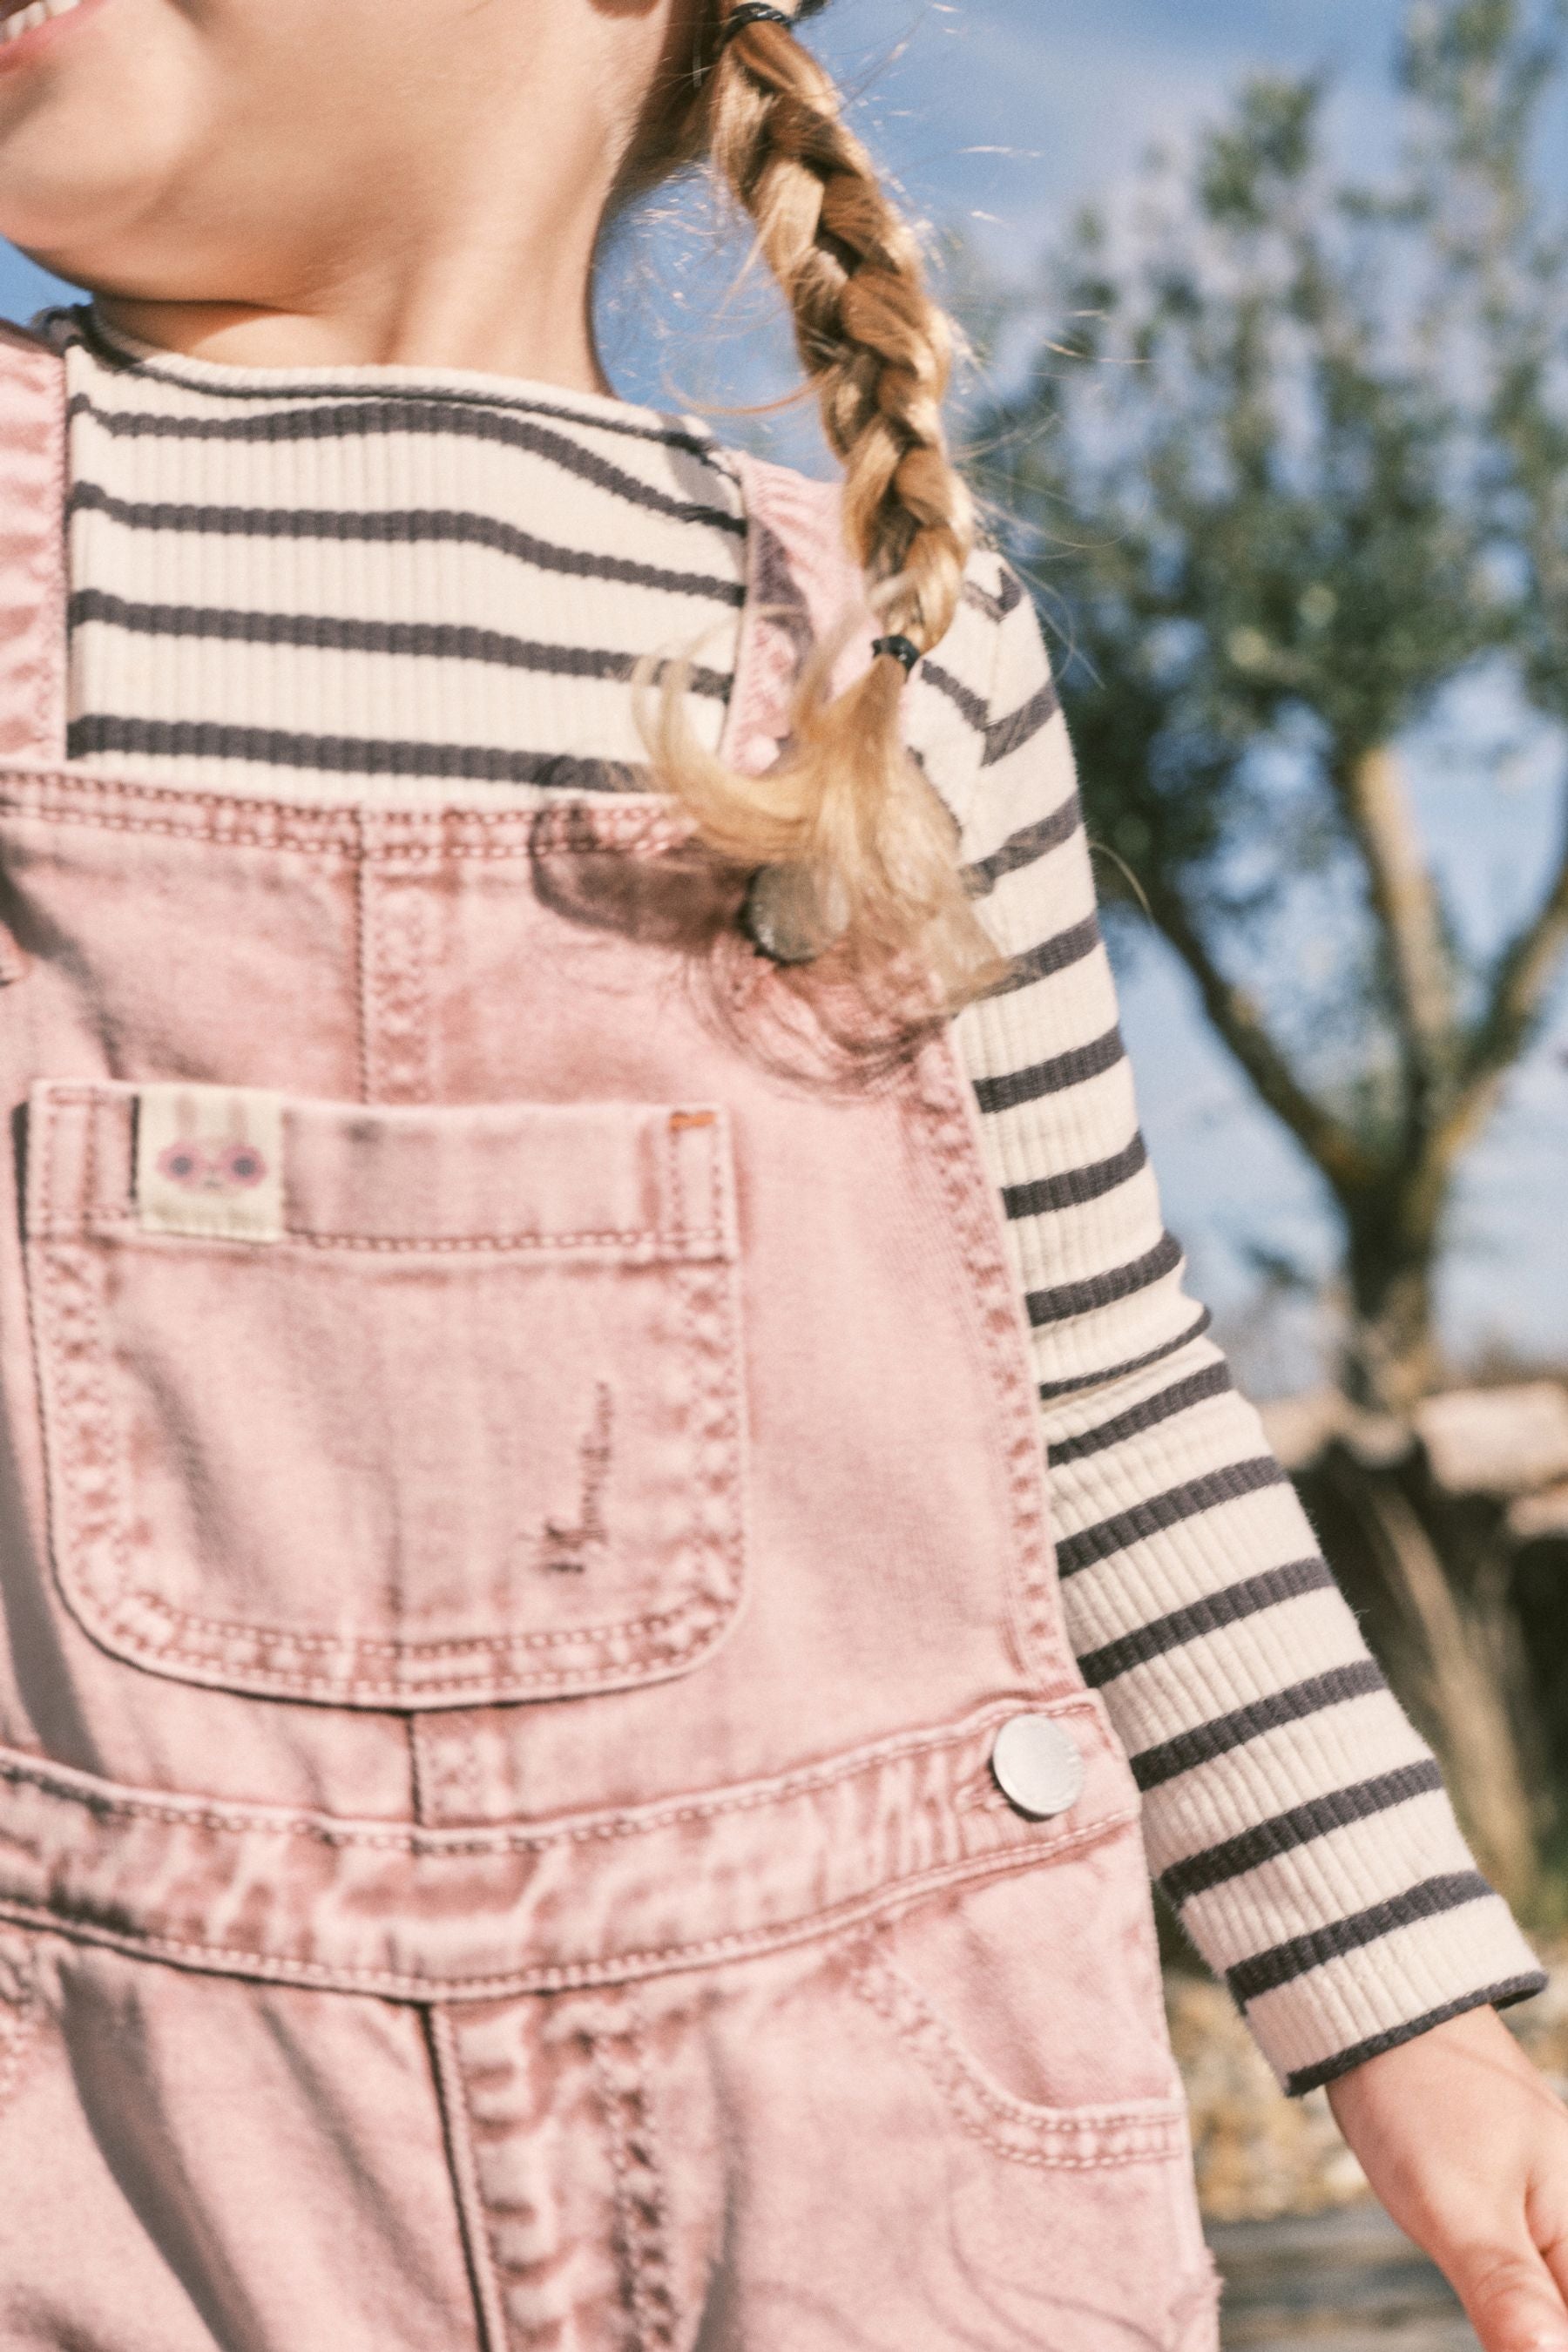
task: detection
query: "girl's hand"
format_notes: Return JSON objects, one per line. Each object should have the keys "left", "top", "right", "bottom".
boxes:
{"left": 1328, "top": 2004, "right": 1568, "bottom": 2350}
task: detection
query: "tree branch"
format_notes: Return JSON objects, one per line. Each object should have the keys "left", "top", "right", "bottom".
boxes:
{"left": 1335, "top": 744, "right": 1454, "bottom": 1131}
{"left": 1143, "top": 880, "right": 1378, "bottom": 1194}
{"left": 1450, "top": 785, "right": 1568, "bottom": 1147}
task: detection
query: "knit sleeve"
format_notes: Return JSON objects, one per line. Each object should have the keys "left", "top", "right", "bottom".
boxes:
{"left": 922, "top": 552, "right": 1544, "bottom": 2095}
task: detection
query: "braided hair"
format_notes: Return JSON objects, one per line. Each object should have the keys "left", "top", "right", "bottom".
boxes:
{"left": 638, "top": 0, "right": 1004, "bottom": 1004}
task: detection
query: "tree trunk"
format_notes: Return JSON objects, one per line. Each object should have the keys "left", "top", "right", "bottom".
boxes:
{"left": 1342, "top": 746, "right": 1455, "bottom": 1105}
{"left": 1327, "top": 1168, "right": 1545, "bottom": 1902}
{"left": 1342, "top": 1199, "right": 1443, "bottom": 1415}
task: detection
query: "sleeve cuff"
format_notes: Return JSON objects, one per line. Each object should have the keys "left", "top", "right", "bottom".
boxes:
{"left": 1283, "top": 1970, "right": 1548, "bottom": 2094}
{"left": 1229, "top": 1887, "right": 1546, "bottom": 2095}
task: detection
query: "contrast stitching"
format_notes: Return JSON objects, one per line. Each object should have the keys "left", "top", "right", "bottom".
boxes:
{"left": 43, "top": 1089, "right": 731, "bottom": 1254}
{"left": 671, "top": 1257, "right": 747, "bottom": 1677}
{"left": 0, "top": 774, "right": 689, "bottom": 859}
{"left": 76, "top": 1214, "right": 728, "bottom": 1254}
{"left": 0, "top": 1934, "right": 41, "bottom": 2119}
{"left": 82, "top": 1088, "right": 101, "bottom": 1231}
{"left": 32, "top": 1237, "right": 745, "bottom": 1694}
{"left": 592, "top": 1994, "right": 678, "bottom": 2349}
{"left": 915, "top": 1035, "right": 1066, "bottom": 1678}
{"left": 123, "top": 1574, "right": 717, "bottom": 1647}
{"left": 0, "top": 1700, "right": 1109, "bottom": 1846}
{"left": 663, "top": 1112, "right": 686, "bottom": 1244}
{"left": 32, "top": 1234, "right": 138, "bottom": 1626}
{"left": 0, "top": 1995, "right": 38, "bottom": 2118}
{"left": 0, "top": 1833, "right": 1125, "bottom": 1997}
{"left": 362, "top": 856, "right": 433, "bottom": 1106}
{"left": 848, "top": 1936, "right": 1188, "bottom": 2172}
{"left": 97, "top": 1586, "right": 737, "bottom": 1685}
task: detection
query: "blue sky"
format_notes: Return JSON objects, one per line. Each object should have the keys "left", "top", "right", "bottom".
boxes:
{"left": 3, "top": 0, "right": 1564, "bottom": 1392}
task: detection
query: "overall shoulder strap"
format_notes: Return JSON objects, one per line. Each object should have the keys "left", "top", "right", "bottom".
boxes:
{"left": 0, "top": 317, "right": 67, "bottom": 767}
{"left": 721, "top": 452, "right": 873, "bottom": 777}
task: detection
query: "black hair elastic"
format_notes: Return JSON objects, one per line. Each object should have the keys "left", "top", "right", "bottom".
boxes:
{"left": 719, "top": 3, "right": 795, "bottom": 45}
{"left": 871, "top": 633, "right": 923, "bottom": 675}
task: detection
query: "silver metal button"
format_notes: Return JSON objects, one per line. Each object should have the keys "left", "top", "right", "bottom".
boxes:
{"left": 991, "top": 1713, "right": 1085, "bottom": 1821}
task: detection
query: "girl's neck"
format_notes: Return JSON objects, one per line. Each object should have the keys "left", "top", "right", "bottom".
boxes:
{"left": 86, "top": 74, "right": 625, "bottom": 392}
{"left": 90, "top": 267, "right": 611, "bottom": 392}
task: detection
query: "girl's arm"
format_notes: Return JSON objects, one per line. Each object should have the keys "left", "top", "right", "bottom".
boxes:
{"left": 911, "top": 551, "right": 1568, "bottom": 2346}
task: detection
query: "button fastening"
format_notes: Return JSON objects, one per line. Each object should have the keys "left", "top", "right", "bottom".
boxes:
{"left": 991, "top": 1713, "right": 1086, "bottom": 1821}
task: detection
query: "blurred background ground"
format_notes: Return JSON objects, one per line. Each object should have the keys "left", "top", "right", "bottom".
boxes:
{"left": 1176, "top": 1955, "right": 1568, "bottom": 2342}
{"left": 1174, "top": 1942, "right": 1568, "bottom": 2217}
{"left": 1207, "top": 2208, "right": 1475, "bottom": 2349}
{"left": 1180, "top": 1953, "right": 1568, "bottom": 2342}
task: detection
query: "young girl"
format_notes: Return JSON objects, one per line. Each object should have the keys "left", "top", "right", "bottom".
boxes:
{"left": 0, "top": 1, "right": 1562, "bottom": 2344}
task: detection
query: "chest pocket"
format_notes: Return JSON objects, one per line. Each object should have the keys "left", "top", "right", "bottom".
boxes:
{"left": 24, "top": 1080, "right": 746, "bottom": 1708}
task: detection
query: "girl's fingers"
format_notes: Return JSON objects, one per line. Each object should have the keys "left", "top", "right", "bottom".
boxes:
{"left": 1326, "top": 2014, "right": 1568, "bottom": 2352}
{"left": 1445, "top": 2238, "right": 1568, "bottom": 2352}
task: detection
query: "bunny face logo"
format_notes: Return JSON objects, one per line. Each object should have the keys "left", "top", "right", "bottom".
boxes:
{"left": 136, "top": 1084, "right": 286, "bottom": 1243}
{"left": 156, "top": 1137, "right": 271, "bottom": 1194}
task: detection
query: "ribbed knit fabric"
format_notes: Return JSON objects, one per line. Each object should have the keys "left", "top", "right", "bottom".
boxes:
{"left": 58, "top": 304, "right": 747, "bottom": 789}
{"left": 43, "top": 301, "right": 1544, "bottom": 2093}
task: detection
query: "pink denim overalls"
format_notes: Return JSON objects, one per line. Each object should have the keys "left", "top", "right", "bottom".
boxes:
{"left": 0, "top": 321, "right": 1219, "bottom": 2350}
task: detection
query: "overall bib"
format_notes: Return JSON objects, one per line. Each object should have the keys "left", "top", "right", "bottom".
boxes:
{"left": 0, "top": 324, "right": 1219, "bottom": 2350}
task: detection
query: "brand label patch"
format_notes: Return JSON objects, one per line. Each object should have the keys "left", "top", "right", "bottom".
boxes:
{"left": 135, "top": 1084, "right": 285, "bottom": 1242}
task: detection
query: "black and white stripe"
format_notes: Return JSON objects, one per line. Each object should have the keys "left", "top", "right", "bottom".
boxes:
{"left": 44, "top": 301, "right": 1543, "bottom": 2095}
{"left": 56, "top": 308, "right": 747, "bottom": 794}
{"left": 943, "top": 555, "right": 1541, "bottom": 2088}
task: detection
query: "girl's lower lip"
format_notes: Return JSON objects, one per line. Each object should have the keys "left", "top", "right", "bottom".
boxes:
{"left": 0, "top": 0, "right": 111, "bottom": 75}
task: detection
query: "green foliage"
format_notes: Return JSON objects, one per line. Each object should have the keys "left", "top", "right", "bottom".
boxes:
{"left": 1199, "top": 78, "right": 1318, "bottom": 224}
{"left": 973, "top": 0, "right": 1568, "bottom": 1402}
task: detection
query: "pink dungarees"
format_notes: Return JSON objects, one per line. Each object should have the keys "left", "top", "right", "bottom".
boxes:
{"left": 0, "top": 322, "right": 1219, "bottom": 2349}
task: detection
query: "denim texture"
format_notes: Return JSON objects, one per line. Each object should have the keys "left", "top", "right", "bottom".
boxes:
{"left": 0, "top": 325, "right": 1217, "bottom": 2348}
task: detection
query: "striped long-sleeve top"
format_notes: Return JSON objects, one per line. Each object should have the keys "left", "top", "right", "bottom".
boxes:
{"left": 41, "top": 300, "right": 1544, "bottom": 2095}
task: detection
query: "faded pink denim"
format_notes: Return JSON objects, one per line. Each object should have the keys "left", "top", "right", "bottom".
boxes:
{"left": 0, "top": 322, "right": 1219, "bottom": 2349}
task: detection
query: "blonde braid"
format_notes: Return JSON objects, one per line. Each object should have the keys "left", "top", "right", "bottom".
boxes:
{"left": 639, "top": 0, "right": 1004, "bottom": 1008}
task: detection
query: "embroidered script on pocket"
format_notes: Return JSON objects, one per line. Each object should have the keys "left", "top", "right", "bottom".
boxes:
{"left": 537, "top": 1382, "right": 615, "bottom": 1575}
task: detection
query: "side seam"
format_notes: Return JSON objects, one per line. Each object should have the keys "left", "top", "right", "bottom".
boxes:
{"left": 426, "top": 2004, "right": 511, "bottom": 2352}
